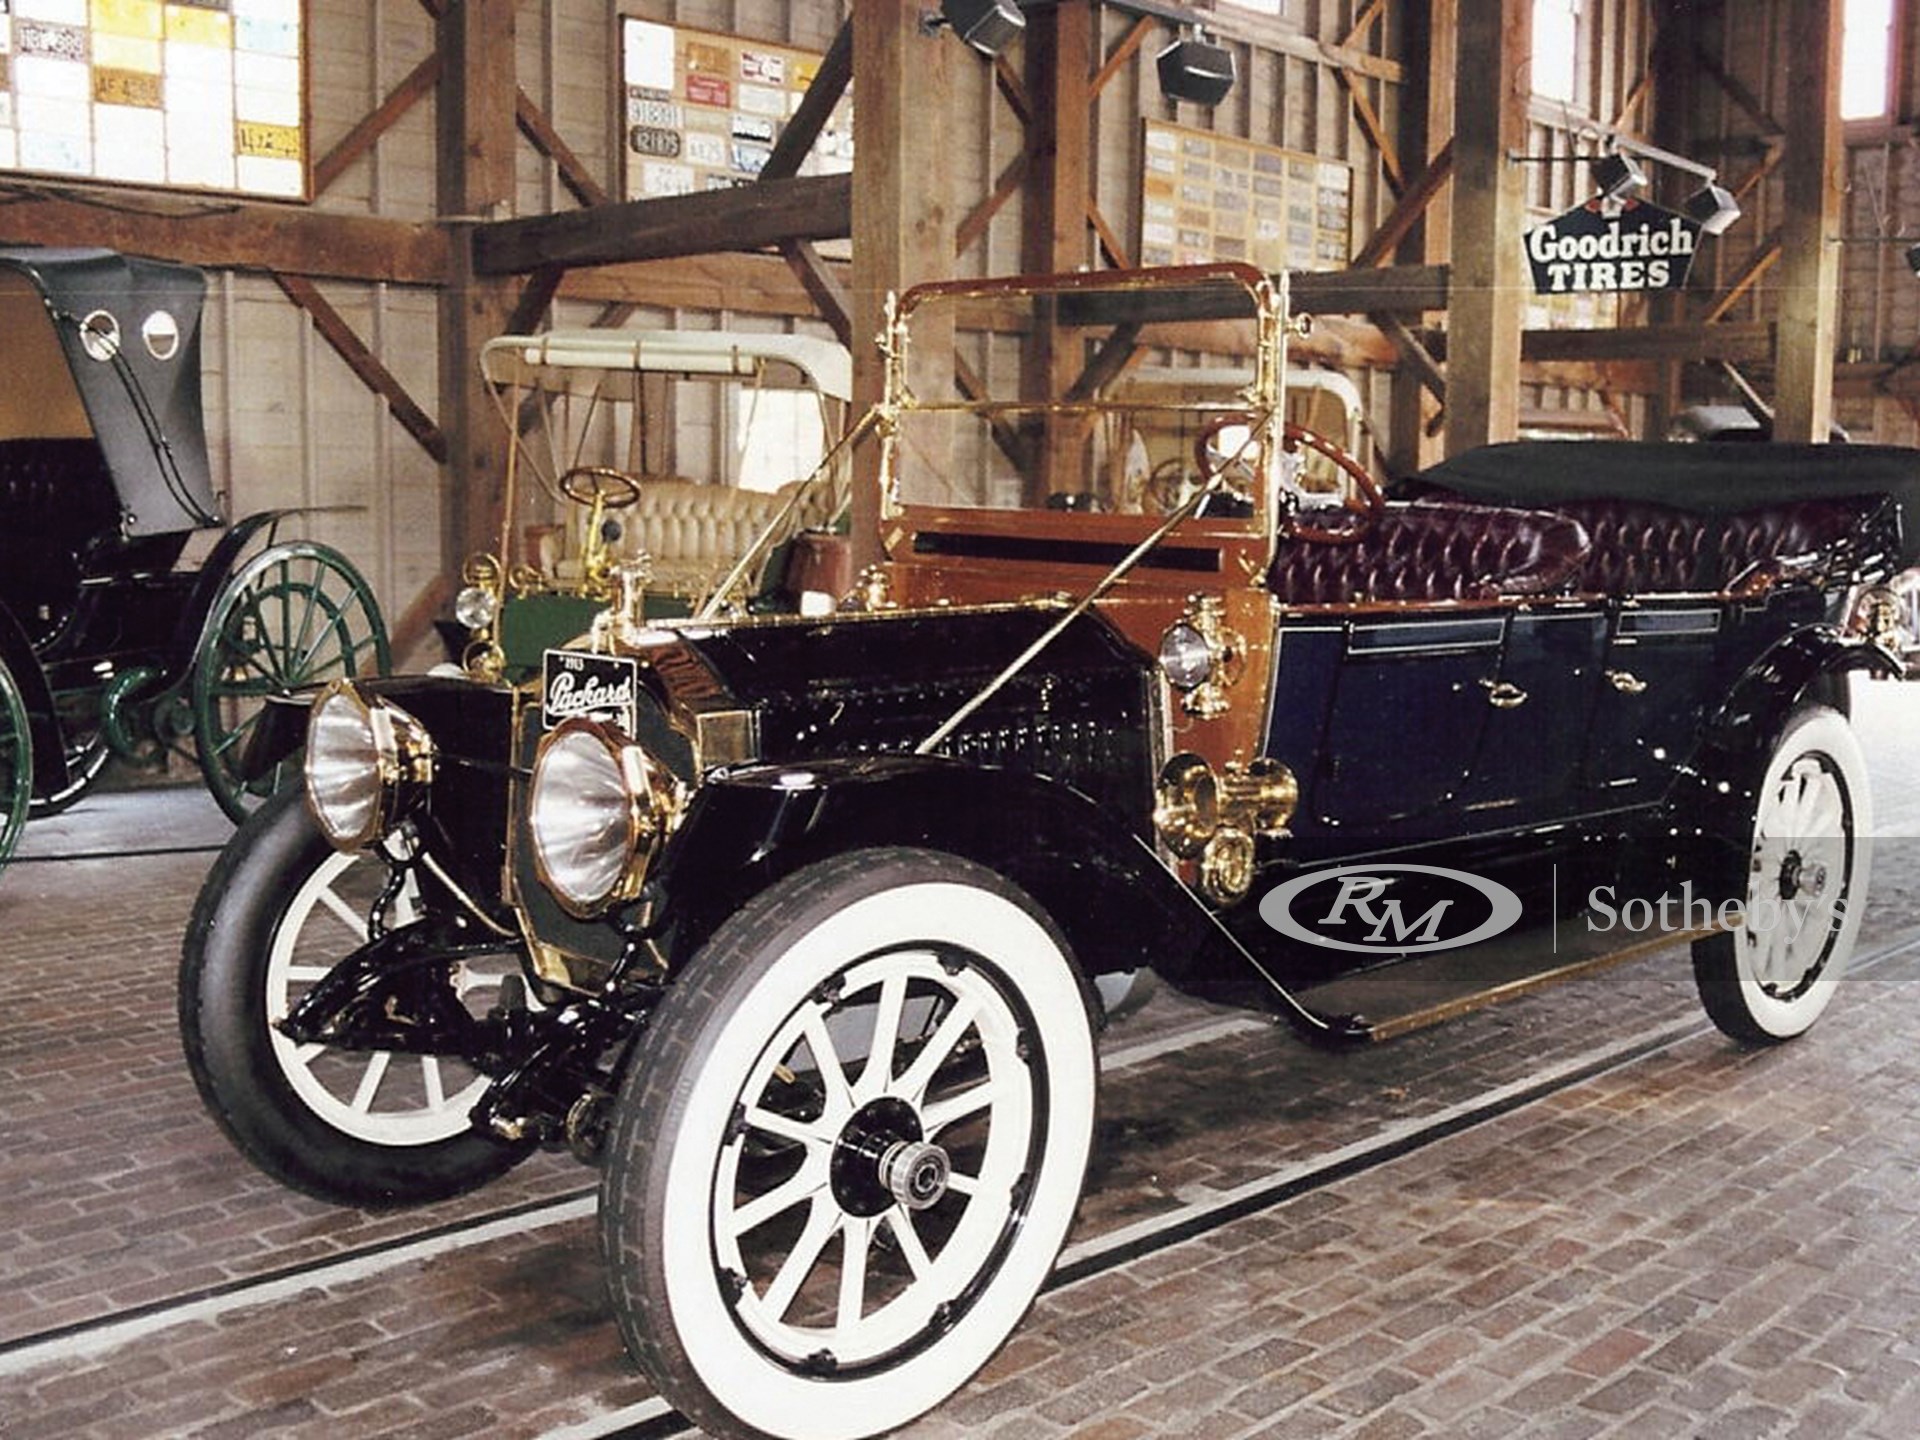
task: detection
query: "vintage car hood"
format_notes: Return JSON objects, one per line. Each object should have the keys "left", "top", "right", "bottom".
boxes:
{"left": 629, "top": 603, "right": 1159, "bottom": 812}
{"left": 1419, "top": 440, "right": 1920, "bottom": 565}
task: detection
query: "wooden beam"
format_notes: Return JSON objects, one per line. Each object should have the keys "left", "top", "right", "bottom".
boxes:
{"left": 1703, "top": 235, "right": 1782, "bottom": 323}
{"left": 273, "top": 274, "right": 447, "bottom": 463}
{"left": 437, "top": 0, "right": 519, "bottom": 569}
{"left": 514, "top": 90, "right": 607, "bottom": 208}
{"left": 0, "top": 192, "right": 446, "bottom": 284}
{"left": 1692, "top": 43, "right": 1785, "bottom": 138}
{"left": 849, "top": 1, "right": 955, "bottom": 567}
{"left": 1517, "top": 321, "right": 1774, "bottom": 364}
{"left": 312, "top": 54, "right": 440, "bottom": 197}
{"left": 504, "top": 267, "right": 565, "bottom": 337}
{"left": 779, "top": 239, "right": 853, "bottom": 349}
{"left": 956, "top": 153, "right": 1029, "bottom": 259}
{"left": 471, "top": 172, "right": 852, "bottom": 276}
{"left": 557, "top": 252, "right": 836, "bottom": 316}
{"left": 1091, "top": 16, "right": 1153, "bottom": 99}
{"left": 1333, "top": 2, "right": 1402, "bottom": 198}
{"left": 1387, "top": 0, "right": 1454, "bottom": 473}
{"left": 1293, "top": 263, "right": 1450, "bottom": 316}
{"left": 1444, "top": 0, "right": 1531, "bottom": 453}
{"left": 1087, "top": 199, "right": 1131, "bottom": 270}
{"left": 1351, "top": 139, "right": 1453, "bottom": 270}
{"left": 764, "top": 20, "right": 852, "bottom": 181}
{"left": 1772, "top": 0, "right": 1843, "bottom": 443}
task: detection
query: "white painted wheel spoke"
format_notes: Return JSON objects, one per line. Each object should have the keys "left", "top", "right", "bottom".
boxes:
{"left": 836, "top": 1214, "right": 875, "bottom": 1338}
{"left": 886, "top": 1208, "right": 933, "bottom": 1279}
{"left": 944, "top": 1169, "right": 980, "bottom": 1196}
{"left": 420, "top": 1056, "right": 447, "bottom": 1112}
{"left": 761, "top": 1193, "right": 841, "bottom": 1322}
{"left": 284, "top": 963, "right": 332, "bottom": 984}
{"left": 854, "top": 972, "right": 909, "bottom": 1103}
{"left": 744, "top": 1104, "right": 836, "bottom": 1147}
{"left": 1800, "top": 781, "right": 1842, "bottom": 839}
{"left": 921, "top": 1079, "right": 999, "bottom": 1139}
{"left": 314, "top": 884, "right": 370, "bottom": 940}
{"left": 349, "top": 1051, "right": 392, "bottom": 1114}
{"left": 895, "top": 995, "right": 982, "bottom": 1106}
{"left": 798, "top": 1008, "right": 855, "bottom": 1118}
{"left": 730, "top": 1161, "right": 828, "bottom": 1238}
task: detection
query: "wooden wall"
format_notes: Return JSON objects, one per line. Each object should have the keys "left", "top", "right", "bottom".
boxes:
{"left": 14, "top": 0, "right": 1920, "bottom": 648}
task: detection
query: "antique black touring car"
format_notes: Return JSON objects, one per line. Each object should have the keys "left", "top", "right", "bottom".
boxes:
{"left": 0, "top": 247, "right": 389, "bottom": 863}
{"left": 180, "top": 264, "right": 1919, "bottom": 1440}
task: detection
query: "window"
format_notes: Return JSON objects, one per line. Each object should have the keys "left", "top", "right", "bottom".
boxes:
{"left": 1533, "top": 0, "right": 1582, "bottom": 104}
{"left": 0, "top": 0, "right": 305, "bottom": 198}
{"left": 1842, "top": 0, "right": 1895, "bottom": 121}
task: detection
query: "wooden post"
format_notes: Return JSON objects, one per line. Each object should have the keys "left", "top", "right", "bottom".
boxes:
{"left": 1648, "top": 2, "right": 1700, "bottom": 439}
{"left": 850, "top": 0, "right": 957, "bottom": 568}
{"left": 1443, "top": 0, "right": 1530, "bottom": 455}
{"left": 1022, "top": 0, "right": 1094, "bottom": 503}
{"left": 437, "top": 0, "right": 520, "bottom": 569}
{"left": 1387, "top": 0, "right": 1454, "bottom": 473}
{"left": 1772, "top": 0, "right": 1844, "bottom": 443}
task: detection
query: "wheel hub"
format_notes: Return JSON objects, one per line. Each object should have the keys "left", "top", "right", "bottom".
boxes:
{"left": 1777, "top": 851, "right": 1828, "bottom": 901}
{"left": 830, "top": 1096, "right": 948, "bottom": 1217}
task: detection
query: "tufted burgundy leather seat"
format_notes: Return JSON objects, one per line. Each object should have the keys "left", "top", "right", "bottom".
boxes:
{"left": 1266, "top": 502, "right": 1591, "bottom": 606}
{"left": 1418, "top": 488, "right": 1882, "bottom": 597}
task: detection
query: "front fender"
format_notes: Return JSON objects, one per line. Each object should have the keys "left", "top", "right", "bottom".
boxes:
{"left": 641, "top": 755, "right": 1201, "bottom": 983}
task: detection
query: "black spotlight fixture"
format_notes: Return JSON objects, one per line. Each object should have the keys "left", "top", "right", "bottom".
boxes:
{"left": 933, "top": 0, "right": 1025, "bottom": 57}
{"left": 1905, "top": 242, "right": 1920, "bottom": 278}
{"left": 1156, "top": 26, "right": 1236, "bottom": 107}
{"left": 1589, "top": 149, "right": 1647, "bottom": 201}
{"left": 1682, "top": 180, "right": 1742, "bottom": 236}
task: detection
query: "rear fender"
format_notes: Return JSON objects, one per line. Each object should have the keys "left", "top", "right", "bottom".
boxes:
{"left": 1672, "top": 624, "right": 1895, "bottom": 885}
{"left": 640, "top": 755, "right": 1202, "bottom": 986}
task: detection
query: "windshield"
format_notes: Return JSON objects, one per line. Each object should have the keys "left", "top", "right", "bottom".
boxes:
{"left": 880, "top": 265, "right": 1286, "bottom": 524}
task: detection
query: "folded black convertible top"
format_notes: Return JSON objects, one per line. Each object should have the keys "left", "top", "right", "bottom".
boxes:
{"left": 1415, "top": 440, "right": 1920, "bottom": 566}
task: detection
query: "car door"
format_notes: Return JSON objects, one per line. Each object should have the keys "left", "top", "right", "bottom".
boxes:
{"left": 1582, "top": 599, "right": 1721, "bottom": 795}
{"left": 1293, "top": 610, "right": 1507, "bottom": 829}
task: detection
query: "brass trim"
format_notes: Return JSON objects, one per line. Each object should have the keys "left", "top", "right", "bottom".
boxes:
{"left": 695, "top": 709, "right": 761, "bottom": 769}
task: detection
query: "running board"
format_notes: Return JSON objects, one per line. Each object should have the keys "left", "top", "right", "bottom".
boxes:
{"left": 1296, "top": 924, "right": 1716, "bottom": 1044}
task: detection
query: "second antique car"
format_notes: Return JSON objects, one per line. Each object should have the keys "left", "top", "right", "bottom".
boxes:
{"left": 181, "top": 264, "right": 1918, "bottom": 1440}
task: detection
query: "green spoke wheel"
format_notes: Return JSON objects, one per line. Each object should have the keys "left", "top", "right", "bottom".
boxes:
{"left": 0, "top": 658, "right": 31, "bottom": 870}
{"left": 192, "top": 542, "right": 389, "bottom": 824}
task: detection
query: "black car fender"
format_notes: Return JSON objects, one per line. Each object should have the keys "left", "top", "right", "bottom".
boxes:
{"left": 1670, "top": 623, "right": 1897, "bottom": 886}
{"left": 637, "top": 753, "right": 1207, "bottom": 987}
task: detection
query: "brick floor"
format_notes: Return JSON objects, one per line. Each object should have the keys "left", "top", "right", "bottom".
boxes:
{"left": 1, "top": 680, "right": 1917, "bottom": 1437}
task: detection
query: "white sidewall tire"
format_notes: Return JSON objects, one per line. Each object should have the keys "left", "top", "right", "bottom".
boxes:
{"left": 1695, "top": 706, "right": 1871, "bottom": 1042}
{"left": 608, "top": 853, "right": 1096, "bottom": 1440}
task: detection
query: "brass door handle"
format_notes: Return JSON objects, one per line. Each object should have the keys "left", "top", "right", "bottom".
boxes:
{"left": 1479, "top": 679, "right": 1528, "bottom": 709}
{"left": 1605, "top": 669, "right": 1648, "bottom": 695}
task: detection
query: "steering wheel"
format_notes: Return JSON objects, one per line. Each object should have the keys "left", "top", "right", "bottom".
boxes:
{"left": 1278, "top": 421, "right": 1384, "bottom": 544}
{"left": 558, "top": 465, "right": 642, "bottom": 509}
